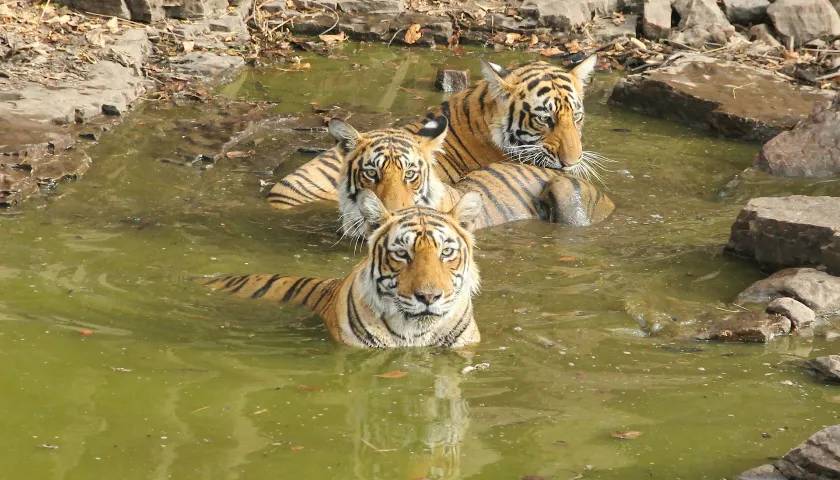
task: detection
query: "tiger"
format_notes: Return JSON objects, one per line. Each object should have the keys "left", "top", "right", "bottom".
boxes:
{"left": 268, "top": 55, "right": 603, "bottom": 210}
{"left": 328, "top": 115, "right": 613, "bottom": 240}
{"left": 205, "top": 190, "right": 484, "bottom": 349}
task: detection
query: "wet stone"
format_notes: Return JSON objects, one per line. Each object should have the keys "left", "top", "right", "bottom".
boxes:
{"left": 726, "top": 197, "right": 840, "bottom": 275}
{"left": 609, "top": 54, "right": 832, "bottom": 141}
{"left": 435, "top": 69, "right": 469, "bottom": 93}
{"left": 700, "top": 311, "right": 792, "bottom": 343}
{"left": 807, "top": 355, "right": 840, "bottom": 382}
{"left": 755, "top": 96, "right": 840, "bottom": 178}
{"left": 737, "top": 268, "right": 840, "bottom": 314}
{"left": 765, "top": 297, "right": 815, "bottom": 329}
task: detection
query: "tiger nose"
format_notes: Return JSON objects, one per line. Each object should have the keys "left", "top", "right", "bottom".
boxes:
{"left": 414, "top": 289, "right": 442, "bottom": 305}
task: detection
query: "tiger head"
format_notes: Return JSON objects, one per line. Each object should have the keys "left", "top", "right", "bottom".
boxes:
{"left": 330, "top": 117, "right": 449, "bottom": 239}
{"left": 481, "top": 56, "right": 597, "bottom": 172}
{"left": 356, "top": 189, "right": 482, "bottom": 335}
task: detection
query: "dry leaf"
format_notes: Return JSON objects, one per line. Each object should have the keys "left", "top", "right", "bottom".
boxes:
{"left": 557, "top": 256, "right": 577, "bottom": 262}
{"left": 539, "top": 46, "right": 562, "bottom": 57}
{"left": 106, "top": 16, "right": 119, "bottom": 34}
{"left": 290, "top": 445, "right": 304, "bottom": 452}
{"left": 565, "top": 39, "right": 582, "bottom": 53}
{"left": 504, "top": 32, "right": 521, "bottom": 45}
{"left": 375, "top": 370, "right": 408, "bottom": 379}
{"left": 182, "top": 40, "right": 195, "bottom": 53}
{"left": 319, "top": 31, "right": 347, "bottom": 44}
{"left": 85, "top": 30, "right": 106, "bottom": 48}
{"left": 404, "top": 24, "right": 422, "bottom": 44}
{"left": 225, "top": 150, "right": 249, "bottom": 159}
{"left": 611, "top": 430, "right": 642, "bottom": 440}
{"left": 0, "top": 3, "right": 16, "bottom": 18}
{"left": 529, "top": 34, "right": 539, "bottom": 46}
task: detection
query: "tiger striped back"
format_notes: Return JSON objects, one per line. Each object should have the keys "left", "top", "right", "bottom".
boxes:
{"left": 268, "top": 56, "right": 599, "bottom": 210}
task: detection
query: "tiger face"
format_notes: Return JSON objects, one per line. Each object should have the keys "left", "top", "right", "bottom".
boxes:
{"left": 482, "top": 56, "right": 597, "bottom": 171}
{"left": 331, "top": 117, "right": 449, "bottom": 239}
{"left": 356, "top": 190, "right": 482, "bottom": 335}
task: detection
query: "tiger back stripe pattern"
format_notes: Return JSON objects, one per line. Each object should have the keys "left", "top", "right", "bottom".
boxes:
{"left": 206, "top": 274, "right": 341, "bottom": 318}
{"left": 267, "top": 149, "right": 341, "bottom": 208}
{"left": 268, "top": 57, "right": 600, "bottom": 211}
{"left": 451, "top": 163, "right": 614, "bottom": 229}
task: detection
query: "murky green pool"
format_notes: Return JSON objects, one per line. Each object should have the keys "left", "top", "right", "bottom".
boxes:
{"left": 2, "top": 44, "right": 840, "bottom": 480}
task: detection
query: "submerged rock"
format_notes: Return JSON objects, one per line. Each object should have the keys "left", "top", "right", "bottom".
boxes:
{"left": 755, "top": 96, "right": 840, "bottom": 178}
{"left": 737, "top": 268, "right": 840, "bottom": 314}
{"left": 435, "top": 69, "right": 470, "bottom": 93}
{"left": 737, "top": 425, "right": 840, "bottom": 479}
{"left": 700, "top": 310, "right": 792, "bottom": 343}
{"left": 608, "top": 54, "right": 832, "bottom": 141}
{"left": 766, "top": 0, "right": 840, "bottom": 47}
{"left": 807, "top": 355, "right": 840, "bottom": 382}
{"left": 726, "top": 197, "right": 840, "bottom": 275}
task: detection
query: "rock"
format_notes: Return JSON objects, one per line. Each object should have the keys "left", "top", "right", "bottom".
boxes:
{"left": 767, "top": 0, "right": 840, "bottom": 47}
{"left": 701, "top": 311, "right": 792, "bottom": 343}
{"left": 766, "top": 297, "right": 816, "bottom": 328}
{"left": 670, "top": 0, "right": 742, "bottom": 47}
{"left": 737, "top": 464, "right": 788, "bottom": 480}
{"left": 755, "top": 97, "right": 840, "bottom": 178}
{"left": 207, "top": 13, "right": 251, "bottom": 43}
{"left": 170, "top": 52, "right": 245, "bottom": 82}
{"left": 109, "top": 28, "right": 152, "bottom": 73}
{"left": 727, "top": 197, "right": 840, "bottom": 276}
{"left": 807, "top": 355, "right": 840, "bottom": 382}
{"left": 749, "top": 23, "right": 783, "bottom": 48}
{"left": 722, "top": 0, "right": 769, "bottom": 25}
{"left": 59, "top": 0, "right": 132, "bottom": 19}
{"left": 590, "top": 13, "right": 638, "bottom": 42}
{"left": 520, "top": 0, "right": 622, "bottom": 29}
{"left": 642, "top": 0, "right": 672, "bottom": 39}
{"left": 776, "top": 425, "right": 840, "bottom": 477}
{"left": 59, "top": 0, "right": 229, "bottom": 21}
{"left": 609, "top": 54, "right": 832, "bottom": 141}
{"left": 435, "top": 69, "right": 469, "bottom": 93}
{"left": 738, "top": 426, "right": 840, "bottom": 478}
{"left": 737, "top": 268, "right": 840, "bottom": 314}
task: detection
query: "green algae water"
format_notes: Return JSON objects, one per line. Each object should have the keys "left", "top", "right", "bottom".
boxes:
{"left": 2, "top": 44, "right": 840, "bottom": 480}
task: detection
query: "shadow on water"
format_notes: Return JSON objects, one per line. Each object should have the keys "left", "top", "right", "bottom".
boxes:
{"left": 1, "top": 43, "right": 839, "bottom": 479}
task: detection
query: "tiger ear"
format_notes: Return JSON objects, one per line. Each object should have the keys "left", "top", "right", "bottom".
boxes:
{"left": 570, "top": 54, "right": 597, "bottom": 88}
{"left": 480, "top": 60, "right": 513, "bottom": 98}
{"left": 450, "top": 191, "right": 483, "bottom": 232}
{"left": 328, "top": 118, "right": 361, "bottom": 154}
{"left": 357, "top": 189, "right": 391, "bottom": 233}
{"left": 416, "top": 115, "right": 448, "bottom": 153}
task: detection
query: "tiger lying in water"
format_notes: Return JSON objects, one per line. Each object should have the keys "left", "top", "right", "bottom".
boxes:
{"left": 206, "top": 190, "right": 483, "bottom": 348}
{"left": 330, "top": 115, "right": 614, "bottom": 238}
{"left": 269, "top": 56, "right": 610, "bottom": 211}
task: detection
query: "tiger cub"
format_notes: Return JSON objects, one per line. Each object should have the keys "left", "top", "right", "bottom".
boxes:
{"left": 206, "top": 190, "right": 483, "bottom": 348}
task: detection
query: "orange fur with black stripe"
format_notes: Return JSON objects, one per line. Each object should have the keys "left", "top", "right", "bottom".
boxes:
{"left": 268, "top": 57, "right": 602, "bottom": 209}
{"left": 206, "top": 191, "right": 483, "bottom": 348}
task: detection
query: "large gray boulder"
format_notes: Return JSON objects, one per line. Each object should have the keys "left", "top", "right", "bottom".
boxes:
{"left": 738, "top": 425, "right": 840, "bottom": 479}
{"left": 737, "top": 268, "right": 840, "bottom": 314}
{"left": 807, "top": 355, "right": 840, "bottom": 382}
{"left": 755, "top": 96, "right": 840, "bottom": 178}
{"left": 671, "top": 0, "right": 742, "bottom": 47}
{"left": 767, "top": 0, "right": 840, "bottom": 46}
{"left": 726, "top": 197, "right": 840, "bottom": 276}
{"left": 609, "top": 54, "right": 833, "bottom": 141}
{"left": 59, "top": 0, "right": 229, "bottom": 22}
{"left": 520, "top": 0, "right": 622, "bottom": 29}
{"left": 722, "top": 0, "right": 769, "bottom": 25}
{"left": 642, "top": 0, "right": 672, "bottom": 39}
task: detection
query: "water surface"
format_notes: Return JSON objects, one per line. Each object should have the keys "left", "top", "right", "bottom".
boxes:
{"left": 2, "top": 44, "right": 839, "bottom": 480}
